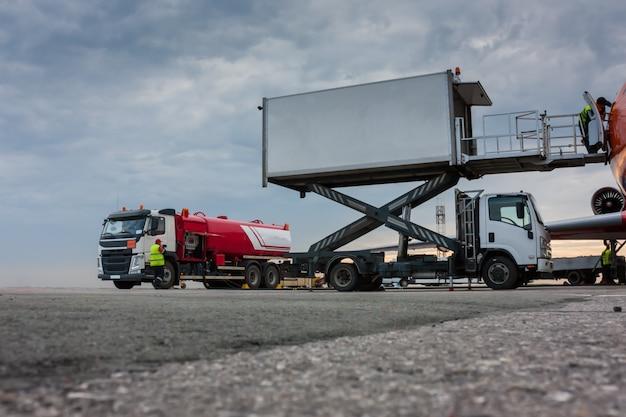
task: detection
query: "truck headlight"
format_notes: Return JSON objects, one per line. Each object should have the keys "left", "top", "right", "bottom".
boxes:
{"left": 97, "top": 257, "right": 103, "bottom": 274}
{"left": 129, "top": 254, "right": 145, "bottom": 274}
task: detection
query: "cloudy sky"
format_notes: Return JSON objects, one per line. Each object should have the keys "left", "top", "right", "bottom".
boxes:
{"left": 1, "top": 0, "right": 625, "bottom": 287}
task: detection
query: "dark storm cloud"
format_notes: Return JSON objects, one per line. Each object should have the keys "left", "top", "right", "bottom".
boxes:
{"left": 0, "top": 0, "right": 624, "bottom": 285}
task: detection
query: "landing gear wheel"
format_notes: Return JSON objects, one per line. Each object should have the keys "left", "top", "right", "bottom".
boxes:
{"left": 113, "top": 281, "right": 134, "bottom": 289}
{"left": 566, "top": 270, "right": 584, "bottom": 286}
{"left": 482, "top": 256, "right": 518, "bottom": 290}
{"left": 245, "top": 263, "right": 263, "bottom": 289}
{"left": 152, "top": 261, "right": 176, "bottom": 289}
{"left": 328, "top": 264, "right": 359, "bottom": 292}
{"left": 263, "top": 264, "right": 281, "bottom": 289}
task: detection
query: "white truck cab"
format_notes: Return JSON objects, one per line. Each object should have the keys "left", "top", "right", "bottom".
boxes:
{"left": 97, "top": 208, "right": 176, "bottom": 289}
{"left": 469, "top": 191, "right": 552, "bottom": 289}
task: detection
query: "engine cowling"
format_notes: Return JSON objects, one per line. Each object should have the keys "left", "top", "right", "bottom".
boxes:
{"left": 591, "top": 187, "right": 625, "bottom": 215}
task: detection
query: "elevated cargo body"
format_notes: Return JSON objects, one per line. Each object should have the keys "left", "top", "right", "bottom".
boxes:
{"left": 262, "top": 70, "right": 604, "bottom": 190}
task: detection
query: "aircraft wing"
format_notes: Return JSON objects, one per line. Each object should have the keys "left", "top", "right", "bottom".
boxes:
{"left": 546, "top": 211, "right": 626, "bottom": 240}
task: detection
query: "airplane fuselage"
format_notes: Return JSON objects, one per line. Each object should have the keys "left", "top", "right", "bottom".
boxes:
{"left": 608, "top": 83, "right": 626, "bottom": 194}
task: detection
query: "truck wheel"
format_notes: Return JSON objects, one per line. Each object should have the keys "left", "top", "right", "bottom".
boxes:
{"left": 245, "top": 263, "right": 262, "bottom": 289}
{"left": 482, "top": 256, "right": 518, "bottom": 290}
{"left": 153, "top": 261, "right": 176, "bottom": 289}
{"left": 114, "top": 282, "right": 134, "bottom": 290}
{"left": 399, "top": 278, "right": 409, "bottom": 288}
{"left": 328, "top": 264, "right": 359, "bottom": 292}
{"left": 566, "top": 270, "right": 584, "bottom": 286}
{"left": 263, "top": 264, "right": 281, "bottom": 289}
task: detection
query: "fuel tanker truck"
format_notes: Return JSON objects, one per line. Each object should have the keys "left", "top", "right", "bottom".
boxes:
{"left": 97, "top": 207, "right": 291, "bottom": 289}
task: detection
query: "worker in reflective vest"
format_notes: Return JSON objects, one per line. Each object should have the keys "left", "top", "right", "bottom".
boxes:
{"left": 150, "top": 239, "right": 166, "bottom": 285}
{"left": 600, "top": 240, "right": 614, "bottom": 285}
{"left": 580, "top": 97, "right": 611, "bottom": 154}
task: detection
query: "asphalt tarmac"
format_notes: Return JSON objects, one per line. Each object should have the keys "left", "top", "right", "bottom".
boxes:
{"left": 1, "top": 286, "right": 624, "bottom": 416}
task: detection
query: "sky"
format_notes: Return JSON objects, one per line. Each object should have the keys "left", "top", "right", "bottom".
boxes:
{"left": 1, "top": 0, "right": 625, "bottom": 287}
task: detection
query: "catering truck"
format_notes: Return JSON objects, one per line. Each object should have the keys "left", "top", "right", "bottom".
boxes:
{"left": 98, "top": 208, "right": 291, "bottom": 289}
{"left": 276, "top": 188, "right": 553, "bottom": 291}
{"left": 259, "top": 69, "right": 569, "bottom": 291}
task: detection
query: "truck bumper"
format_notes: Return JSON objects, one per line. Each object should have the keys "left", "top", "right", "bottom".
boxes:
{"left": 537, "top": 258, "right": 553, "bottom": 274}
{"left": 98, "top": 272, "right": 153, "bottom": 283}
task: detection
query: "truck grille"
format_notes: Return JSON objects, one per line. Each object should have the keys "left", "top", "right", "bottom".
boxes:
{"left": 99, "top": 240, "right": 129, "bottom": 248}
{"left": 101, "top": 249, "right": 132, "bottom": 275}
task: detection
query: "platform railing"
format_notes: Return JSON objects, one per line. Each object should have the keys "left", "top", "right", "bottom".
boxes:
{"left": 461, "top": 110, "right": 542, "bottom": 160}
{"left": 543, "top": 113, "right": 584, "bottom": 157}
{"left": 460, "top": 110, "right": 601, "bottom": 162}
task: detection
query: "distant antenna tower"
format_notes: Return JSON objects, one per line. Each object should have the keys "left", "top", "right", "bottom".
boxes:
{"left": 435, "top": 199, "right": 446, "bottom": 259}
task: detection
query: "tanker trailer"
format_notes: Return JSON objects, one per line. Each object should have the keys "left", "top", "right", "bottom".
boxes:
{"left": 98, "top": 207, "right": 291, "bottom": 289}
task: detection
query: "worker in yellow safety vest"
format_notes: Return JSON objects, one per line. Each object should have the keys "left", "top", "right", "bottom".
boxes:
{"left": 579, "top": 97, "right": 611, "bottom": 154}
{"left": 600, "top": 240, "right": 614, "bottom": 285}
{"left": 150, "top": 239, "right": 166, "bottom": 286}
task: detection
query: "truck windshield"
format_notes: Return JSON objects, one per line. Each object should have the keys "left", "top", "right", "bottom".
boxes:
{"left": 101, "top": 217, "right": 146, "bottom": 239}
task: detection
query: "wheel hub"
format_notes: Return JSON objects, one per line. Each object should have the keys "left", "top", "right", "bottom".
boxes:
{"left": 488, "top": 263, "right": 509, "bottom": 284}
{"left": 334, "top": 269, "right": 352, "bottom": 287}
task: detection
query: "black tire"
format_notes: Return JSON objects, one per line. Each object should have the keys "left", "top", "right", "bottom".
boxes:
{"left": 263, "top": 264, "right": 281, "bottom": 289}
{"left": 566, "top": 270, "right": 584, "bottom": 286}
{"left": 399, "top": 278, "right": 409, "bottom": 288}
{"left": 152, "top": 261, "right": 176, "bottom": 289}
{"left": 245, "top": 263, "right": 263, "bottom": 289}
{"left": 113, "top": 281, "right": 134, "bottom": 290}
{"left": 328, "top": 263, "right": 359, "bottom": 292}
{"left": 481, "top": 256, "right": 518, "bottom": 290}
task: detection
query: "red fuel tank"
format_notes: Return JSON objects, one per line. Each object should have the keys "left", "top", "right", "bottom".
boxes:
{"left": 175, "top": 210, "right": 291, "bottom": 261}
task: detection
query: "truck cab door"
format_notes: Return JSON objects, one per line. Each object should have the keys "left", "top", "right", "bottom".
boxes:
{"left": 146, "top": 215, "right": 175, "bottom": 252}
{"left": 483, "top": 195, "right": 537, "bottom": 266}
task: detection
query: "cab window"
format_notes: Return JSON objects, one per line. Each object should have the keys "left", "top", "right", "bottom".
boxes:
{"left": 488, "top": 196, "right": 532, "bottom": 230}
{"left": 149, "top": 217, "right": 166, "bottom": 235}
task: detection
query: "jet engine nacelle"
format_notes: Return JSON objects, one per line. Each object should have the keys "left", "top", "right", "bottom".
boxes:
{"left": 591, "top": 187, "right": 625, "bottom": 215}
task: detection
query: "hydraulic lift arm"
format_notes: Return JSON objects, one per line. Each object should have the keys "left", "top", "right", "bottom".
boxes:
{"left": 307, "top": 171, "right": 460, "bottom": 254}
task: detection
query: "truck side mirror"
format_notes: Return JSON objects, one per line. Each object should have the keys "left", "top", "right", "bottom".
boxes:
{"left": 516, "top": 202, "right": 525, "bottom": 219}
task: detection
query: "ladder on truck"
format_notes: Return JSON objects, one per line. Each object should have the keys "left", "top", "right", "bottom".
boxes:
{"left": 455, "top": 189, "right": 482, "bottom": 273}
